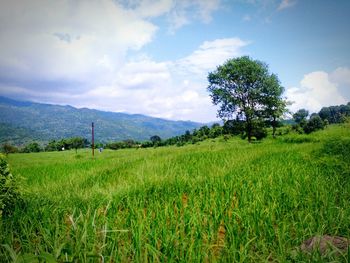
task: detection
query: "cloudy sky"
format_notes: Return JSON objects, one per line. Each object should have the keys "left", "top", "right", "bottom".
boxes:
{"left": 0, "top": 0, "right": 349, "bottom": 122}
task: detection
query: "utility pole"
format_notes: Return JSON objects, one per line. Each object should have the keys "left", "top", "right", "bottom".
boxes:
{"left": 92, "top": 122, "right": 94, "bottom": 157}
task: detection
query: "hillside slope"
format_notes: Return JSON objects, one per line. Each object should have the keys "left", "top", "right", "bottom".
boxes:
{"left": 0, "top": 96, "right": 203, "bottom": 145}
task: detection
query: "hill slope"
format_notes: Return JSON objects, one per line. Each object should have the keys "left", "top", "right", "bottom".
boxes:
{"left": 0, "top": 96, "right": 203, "bottom": 145}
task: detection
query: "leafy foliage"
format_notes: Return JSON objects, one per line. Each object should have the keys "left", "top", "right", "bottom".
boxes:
{"left": 207, "top": 56, "right": 286, "bottom": 142}
{"left": 0, "top": 154, "right": 22, "bottom": 217}
{"left": 319, "top": 102, "right": 350, "bottom": 124}
{"left": 1, "top": 143, "right": 18, "bottom": 155}
{"left": 303, "top": 115, "right": 325, "bottom": 134}
{"left": 150, "top": 135, "right": 162, "bottom": 146}
{"left": 293, "top": 109, "right": 309, "bottom": 124}
{"left": 22, "top": 142, "right": 42, "bottom": 153}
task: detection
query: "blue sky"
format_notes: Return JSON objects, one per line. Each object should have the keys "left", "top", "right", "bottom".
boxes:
{"left": 0, "top": 0, "right": 349, "bottom": 122}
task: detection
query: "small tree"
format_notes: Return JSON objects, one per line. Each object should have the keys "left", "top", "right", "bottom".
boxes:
{"left": 1, "top": 143, "right": 18, "bottom": 155}
{"left": 208, "top": 56, "right": 285, "bottom": 142}
{"left": 209, "top": 123, "right": 223, "bottom": 138}
{"left": 293, "top": 109, "right": 309, "bottom": 125}
{"left": 150, "top": 135, "right": 161, "bottom": 146}
{"left": 45, "top": 140, "right": 58, "bottom": 152}
{"left": 22, "top": 142, "right": 42, "bottom": 153}
{"left": 69, "top": 137, "right": 85, "bottom": 154}
{"left": 197, "top": 125, "right": 210, "bottom": 138}
{"left": 303, "top": 115, "right": 325, "bottom": 134}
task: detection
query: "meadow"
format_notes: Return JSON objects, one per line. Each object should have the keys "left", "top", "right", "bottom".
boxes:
{"left": 1, "top": 123, "right": 350, "bottom": 262}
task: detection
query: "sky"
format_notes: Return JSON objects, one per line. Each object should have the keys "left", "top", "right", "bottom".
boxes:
{"left": 0, "top": 0, "right": 349, "bottom": 122}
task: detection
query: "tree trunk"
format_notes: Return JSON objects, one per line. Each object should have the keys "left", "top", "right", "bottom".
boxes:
{"left": 246, "top": 118, "right": 252, "bottom": 143}
{"left": 272, "top": 116, "right": 276, "bottom": 138}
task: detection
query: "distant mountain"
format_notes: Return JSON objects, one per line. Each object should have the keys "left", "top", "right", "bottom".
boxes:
{"left": 0, "top": 96, "right": 203, "bottom": 146}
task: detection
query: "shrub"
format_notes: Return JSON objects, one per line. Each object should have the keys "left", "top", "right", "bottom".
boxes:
{"left": 22, "top": 142, "right": 42, "bottom": 153}
{"left": 0, "top": 154, "right": 22, "bottom": 217}
{"left": 291, "top": 124, "right": 304, "bottom": 134}
{"left": 1, "top": 143, "right": 18, "bottom": 155}
{"left": 303, "top": 115, "right": 325, "bottom": 134}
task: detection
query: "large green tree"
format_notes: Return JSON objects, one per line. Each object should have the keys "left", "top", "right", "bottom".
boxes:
{"left": 207, "top": 56, "right": 286, "bottom": 142}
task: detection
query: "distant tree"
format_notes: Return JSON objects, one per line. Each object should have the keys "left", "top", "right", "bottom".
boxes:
{"left": 293, "top": 109, "right": 309, "bottom": 126}
{"left": 123, "top": 139, "right": 136, "bottom": 148}
{"left": 319, "top": 107, "right": 331, "bottom": 122}
{"left": 319, "top": 103, "right": 350, "bottom": 124}
{"left": 69, "top": 137, "right": 86, "bottom": 153}
{"left": 141, "top": 141, "right": 153, "bottom": 148}
{"left": 45, "top": 140, "right": 58, "bottom": 152}
{"left": 1, "top": 143, "right": 18, "bottom": 155}
{"left": 208, "top": 56, "right": 285, "bottom": 142}
{"left": 209, "top": 123, "right": 223, "bottom": 138}
{"left": 303, "top": 115, "right": 325, "bottom": 134}
{"left": 184, "top": 130, "right": 192, "bottom": 141}
{"left": 150, "top": 135, "right": 161, "bottom": 146}
{"left": 22, "top": 142, "right": 41, "bottom": 153}
{"left": 198, "top": 125, "right": 210, "bottom": 137}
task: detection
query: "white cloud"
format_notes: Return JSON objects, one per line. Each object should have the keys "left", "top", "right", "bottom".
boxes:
{"left": 176, "top": 38, "right": 250, "bottom": 74}
{"left": 116, "top": 60, "right": 171, "bottom": 89}
{"left": 286, "top": 70, "right": 347, "bottom": 114}
{"left": 0, "top": 0, "right": 226, "bottom": 122}
{"left": 0, "top": 0, "right": 157, "bottom": 86}
{"left": 330, "top": 67, "right": 350, "bottom": 85}
{"left": 167, "top": 0, "right": 221, "bottom": 33}
{"left": 277, "top": 0, "right": 297, "bottom": 11}
{"left": 15, "top": 56, "right": 217, "bottom": 122}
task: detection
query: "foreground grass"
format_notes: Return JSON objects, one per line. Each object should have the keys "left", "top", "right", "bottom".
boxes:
{"left": 1, "top": 124, "right": 350, "bottom": 262}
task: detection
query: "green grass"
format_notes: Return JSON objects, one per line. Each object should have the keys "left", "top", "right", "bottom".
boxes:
{"left": 1, "top": 124, "right": 350, "bottom": 262}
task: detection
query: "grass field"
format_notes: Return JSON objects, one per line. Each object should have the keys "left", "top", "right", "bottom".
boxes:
{"left": 1, "top": 123, "right": 350, "bottom": 262}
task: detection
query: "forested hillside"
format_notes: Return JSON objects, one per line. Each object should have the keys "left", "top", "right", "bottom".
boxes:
{"left": 0, "top": 97, "right": 202, "bottom": 145}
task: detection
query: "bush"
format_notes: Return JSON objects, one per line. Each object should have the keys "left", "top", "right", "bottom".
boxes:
{"left": 1, "top": 143, "right": 18, "bottom": 155}
{"left": 0, "top": 154, "right": 22, "bottom": 217}
{"left": 291, "top": 124, "right": 304, "bottom": 134}
{"left": 22, "top": 142, "right": 42, "bottom": 153}
{"left": 304, "top": 115, "right": 325, "bottom": 134}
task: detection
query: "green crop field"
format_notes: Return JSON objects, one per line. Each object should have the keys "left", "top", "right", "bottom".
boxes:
{"left": 1, "top": 124, "right": 350, "bottom": 262}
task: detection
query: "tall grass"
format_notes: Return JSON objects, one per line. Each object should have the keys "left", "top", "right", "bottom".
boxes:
{"left": 1, "top": 124, "right": 350, "bottom": 262}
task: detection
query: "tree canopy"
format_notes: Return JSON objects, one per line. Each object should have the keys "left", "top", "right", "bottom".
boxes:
{"left": 207, "top": 56, "right": 286, "bottom": 142}
{"left": 293, "top": 109, "right": 309, "bottom": 124}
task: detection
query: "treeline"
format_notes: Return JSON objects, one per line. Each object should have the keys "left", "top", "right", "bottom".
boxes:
{"left": 105, "top": 123, "right": 225, "bottom": 150}
{"left": 1, "top": 102, "right": 349, "bottom": 154}
{"left": 292, "top": 102, "right": 350, "bottom": 134}
{"left": 1, "top": 137, "right": 89, "bottom": 154}
{"left": 319, "top": 102, "right": 350, "bottom": 124}
{"left": 105, "top": 119, "right": 272, "bottom": 150}
{"left": 104, "top": 102, "right": 350, "bottom": 150}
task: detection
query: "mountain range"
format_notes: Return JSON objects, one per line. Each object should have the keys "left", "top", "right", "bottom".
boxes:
{"left": 0, "top": 96, "right": 203, "bottom": 146}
